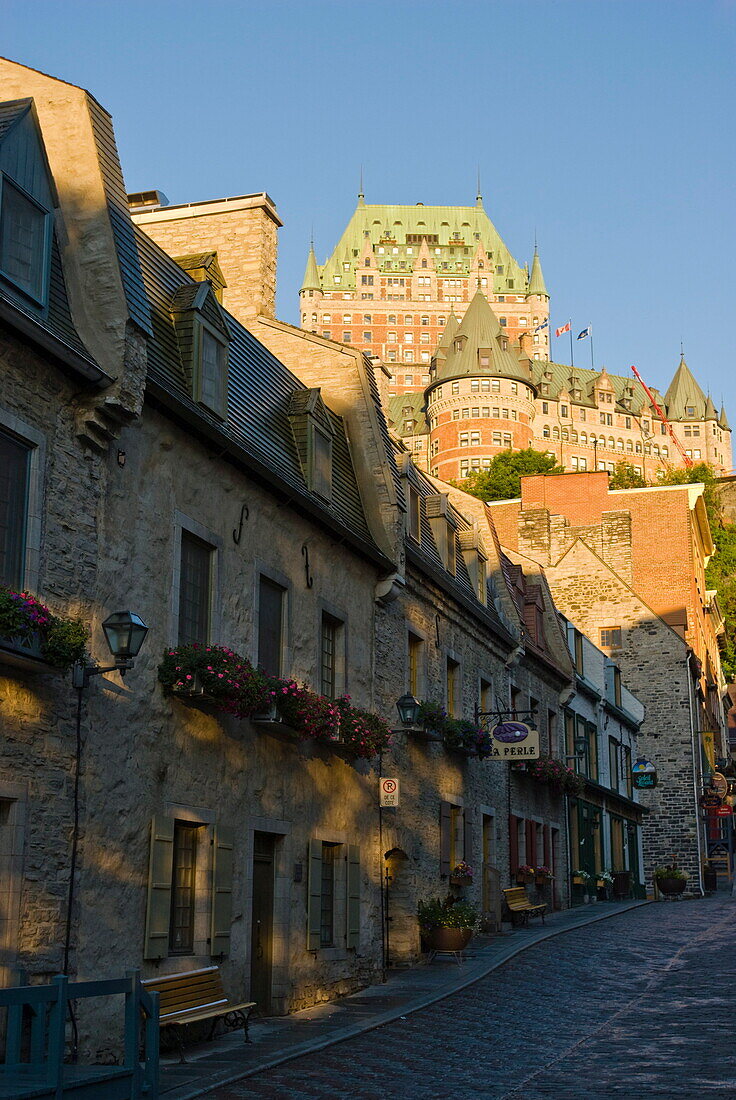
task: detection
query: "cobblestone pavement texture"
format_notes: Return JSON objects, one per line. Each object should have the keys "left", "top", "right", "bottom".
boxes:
{"left": 201, "top": 897, "right": 736, "bottom": 1099}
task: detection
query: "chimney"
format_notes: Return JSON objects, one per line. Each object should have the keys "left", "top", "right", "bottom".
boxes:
{"left": 130, "top": 192, "right": 282, "bottom": 321}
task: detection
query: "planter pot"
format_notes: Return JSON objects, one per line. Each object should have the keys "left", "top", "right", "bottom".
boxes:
{"left": 449, "top": 875, "right": 473, "bottom": 887}
{"left": 516, "top": 872, "right": 534, "bottom": 885}
{"left": 410, "top": 726, "right": 444, "bottom": 743}
{"left": 535, "top": 875, "right": 551, "bottom": 886}
{"left": 656, "top": 877, "right": 686, "bottom": 897}
{"left": 572, "top": 875, "right": 587, "bottom": 886}
{"left": 0, "top": 632, "right": 54, "bottom": 673}
{"left": 422, "top": 926, "right": 473, "bottom": 953}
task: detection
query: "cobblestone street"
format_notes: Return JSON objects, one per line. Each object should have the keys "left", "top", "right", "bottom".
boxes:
{"left": 202, "top": 897, "right": 736, "bottom": 1099}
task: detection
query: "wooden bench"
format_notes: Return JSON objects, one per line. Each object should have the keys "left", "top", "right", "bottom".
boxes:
{"left": 503, "top": 886, "right": 547, "bottom": 926}
{"left": 142, "top": 966, "right": 256, "bottom": 1061}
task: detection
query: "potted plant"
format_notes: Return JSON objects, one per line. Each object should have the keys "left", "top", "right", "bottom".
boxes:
{"left": 418, "top": 897, "right": 477, "bottom": 952}
{"left": 596, "top": 870, "right": 614, "bottom": 899}
{"left": 535, "top": 865, "right": 553, "bottom": 885}
{"left": 572, "top": 869, "right": 590, "bottom": 886}
{"left": 654, "top": 856, "right": 687, "bottom": 897}
{"left": 516, "top": 864, "right": 535, "bottom": 884}
{"left": 449, "top": 861, "right": 473, "bottom": 886}
{"left": 0, "top": 586, "right": 87, "bottom": 672}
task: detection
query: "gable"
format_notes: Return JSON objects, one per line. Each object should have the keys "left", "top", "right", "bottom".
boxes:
{"left": 0, "top": 100, "right": 55, "bottom": 213}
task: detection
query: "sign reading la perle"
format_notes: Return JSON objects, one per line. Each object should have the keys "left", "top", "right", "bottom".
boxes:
{"left": 489, "top": 722, "right": 540, "bottom": 761}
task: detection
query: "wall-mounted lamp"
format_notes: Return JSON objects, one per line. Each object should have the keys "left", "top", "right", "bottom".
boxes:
{"left": 72, "top": 610, "right": 149, "bottom": 688}
{"left": 396, "top": 693, "right": 421, "bottom": 728}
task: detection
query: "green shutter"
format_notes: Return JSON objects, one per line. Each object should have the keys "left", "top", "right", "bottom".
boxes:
{"left": 210, "top": 824, "right": 234, "bottom": 957}
{"left": 144, "top": 816, "right": 174, "bottom": 961}
{"left": 440, "top": 801, "right": 451, "bottom": 876}
{"left": 307, "top": 839, "right": 322, "bottom": 951}
{"left": 346, "top": 844, "right": 360, "bottom": 949}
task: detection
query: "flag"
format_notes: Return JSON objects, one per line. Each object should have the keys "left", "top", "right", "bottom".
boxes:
{"left": 534, "top": 319, "right": 549, "bottom": 333}
{"left": 555, "top": 322, "right": 571, "bottom": 337}
{"left": 577, "top": 326, "right": 592, "bottom": 340}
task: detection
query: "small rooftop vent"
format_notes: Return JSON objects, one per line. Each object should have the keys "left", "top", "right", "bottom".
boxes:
{"left": 127, "top": 189, "right": 170, "bottom": 211}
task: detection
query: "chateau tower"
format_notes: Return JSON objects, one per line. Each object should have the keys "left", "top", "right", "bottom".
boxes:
{"left": 301, "top": 192, "right": 548, "bottom": 396}
{"left": 425, "top": 291, "right": 536, "bottom": 481}
{"left": 662, "top": 354, "right": 731, "bottom": 470}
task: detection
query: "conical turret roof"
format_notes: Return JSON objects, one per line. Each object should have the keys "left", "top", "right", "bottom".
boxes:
{"left": 527, "top": 248, "right": 548, "bottom": 297}
{"left": 663, "top": 355, "right": 707, "bottom": 420}
{"left": 300, "top": 244, "right": 321, "bottom": 293}
{"left": 720, "top": 404, "right": 731, "bottom": 431}
{"left": 434, "top": 311, "right": 459, "bottom": 355}
{"left": 705, "top": 394, "right": 717, "bottom": 420}
{"left": 433, "top": 291, "right": 535, "bottom": 387}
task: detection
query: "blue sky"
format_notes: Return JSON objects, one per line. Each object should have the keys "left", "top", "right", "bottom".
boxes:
{"left": 4, "top": 0, "right": 736, "bottom": 413}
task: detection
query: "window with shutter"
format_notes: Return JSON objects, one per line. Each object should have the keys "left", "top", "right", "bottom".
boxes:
{"left": 439, "top": 801, "right": 452, "bottom": 877}
{"left": 0, "top": 429, "right": 30, "bottom": 589}
{"left": 210, "top": 824, "right": 234, "bottom": 957}
{"left": 144, "top": 816, "right": 174, "bottom": 961}
{"left": 346, "top": 845, "right": 360, "bottom": 949}
{"left": 169, "top": 822, "right": 200, "bottom": 955}
{"left": 306, "top": 839, "right": 322, "bottom": 951}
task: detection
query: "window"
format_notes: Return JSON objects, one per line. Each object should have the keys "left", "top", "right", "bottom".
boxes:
{"left": 320, "top": 613, "right": 343, "bottom": 698}
{"left": 459, "top": 432, "right": 469, "bottom": 447}
{"left": 491, "top": 379, "right": 500, "bottom": 392}
{"left": 198, "top": 328, "right": 227, "bottom": 417}
{"left": 608, "top": 739, "right": 619, "bottom": 792}
{"left": 573, "top": 628, "right": 584, "bottom": 673}
{"left": 310, "top": 425, "right": 333, "bottom": 500}
{"left": 178, "top": 531, "right": 213, "bottom": 645}
{"left": 408, "top": 631, "right": 423, "bottom": 696}
{"left": 258, "top": 575, "right": 286, "bottom": 676}
{"left": 600, "top": 626, "right": 622, "bottom": 649}
{"left": 452, "top": 381, "right": 460, "bottom": 394}
{"left": 320, "top": 843, "right": 339, "bottom": 946}
{"left": 623, "top": 745, "right": 633, "bottom": 798}
{"left": 0, "top": 429, "right": 31, "bottom": 589}
{"left": 169, "top": 822, "right": 200, "bottom": 954}
{"left": 0, "top": 176, "right": 50, "bottom": 304}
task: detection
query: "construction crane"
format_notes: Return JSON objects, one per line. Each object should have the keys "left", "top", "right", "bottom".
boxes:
{"left": 630, "top": 364, "right": 693, "bottom": 468}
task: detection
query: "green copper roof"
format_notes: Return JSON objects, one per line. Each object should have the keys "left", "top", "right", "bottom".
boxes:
{"left": 434, "top": 311, "right": 459, "bottom": 355}
{"left": 527, "top": 248, "right": 548, "bottom": 298}
{"left": 386, "top": 392, "right": 429, "bottom": 437}
{"left": 300, "top": 244, "right": 321, "bottom": 292}
{"left": 529, "top": 360, "right": 665, "bottom": 413}
{"left": 720, "top": 404, "right": 731, "bottom": 431}
{"left": 663, "top": 355, "right": 707, "bottom": 420}
{"left": 311, "top": 198, "right": 528, "bottom": 293}
{"left": 704, "top": 394, "right": 717, "bottom": 421}
{"left": 431, "top": 291, "right": 535, "bottom": 387}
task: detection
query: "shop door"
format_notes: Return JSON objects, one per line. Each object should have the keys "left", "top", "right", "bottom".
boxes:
{"left": 250, "top": 833, "right": 275, "bottom": 1015}
{"left": 626, "top": 822, "right": 641, "bottom": 896}
{"left": 578, "top": 802, "right": 600, "bottom": 882}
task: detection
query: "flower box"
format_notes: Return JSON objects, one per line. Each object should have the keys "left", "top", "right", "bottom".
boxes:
{"left": 0, "top": 632, "right": 50, "bottom": 672}
{"left": 450, "top": 874, "right": 473, "bottom": 887}
{"left": 516, "top": 872, "right": 534, "bottom": 884}
{"left": 409, "top": 726, "right": 444, "bottom": 743}
{"left": 572, "top": 875, "right": 587, "bottom": 885}
{"left": 171, "top": 672, "right": 209, "bottom": 698}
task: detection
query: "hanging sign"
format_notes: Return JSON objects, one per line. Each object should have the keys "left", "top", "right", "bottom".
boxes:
{"left": 701, "top": 792, "right": 722, "bottom": 808}
{"left": 379, "top": 777, "right": 400, "bottom": 807}
{"left": 632, "top": 757, "right": 658, "bottom": 790}
{"left": 712, "top": 772, "right": 728, "bottom": 799}
{"left": 490, "top": 722, "right": 540, "bottom": 761}
{"left": 716, "top": 805, "right": 733, "bottom": 817}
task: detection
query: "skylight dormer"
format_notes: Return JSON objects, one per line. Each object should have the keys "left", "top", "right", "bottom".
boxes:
{"left": 288, "top": 387, "right": 336, "bottom": 502}
{"left": 170, "top": 281, "right": 231, "bottom": 419}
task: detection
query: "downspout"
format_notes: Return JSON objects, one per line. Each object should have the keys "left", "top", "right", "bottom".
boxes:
{"left": 686, "top": 654, "right": 705, "bottom": 897}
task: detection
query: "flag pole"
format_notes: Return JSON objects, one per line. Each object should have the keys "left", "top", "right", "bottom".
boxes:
{"left": 569, "top": 320, "right": 574, "bottom": 369}
{"left": 590, "top": 325, "right": 594, "bottom": 370}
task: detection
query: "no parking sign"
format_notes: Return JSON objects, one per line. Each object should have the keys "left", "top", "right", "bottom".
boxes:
{"left": 380, "top": 777, "right": 400, "bottom": 807}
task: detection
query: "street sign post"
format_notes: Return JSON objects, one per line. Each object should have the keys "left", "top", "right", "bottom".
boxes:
{"left": 379, "top": 777, "right": 399, "bottom": 807}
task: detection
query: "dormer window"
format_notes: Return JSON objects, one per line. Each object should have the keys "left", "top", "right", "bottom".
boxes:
{"left": 310, "top": 424, "right": 332, "bottom": 500}
{"left": 0, "top": 175, "right": 50, "bottom": 306}
{"left": 685, "top": 406, "right": 695, "bottom": 417}
{"left": 198, "top": 327, "right": 227, "bottom": 416}
{"left": 288, "top": 388, "right": 335, "bottom": 502}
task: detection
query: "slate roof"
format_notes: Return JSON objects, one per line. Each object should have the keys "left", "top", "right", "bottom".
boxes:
{"left": 527, "top": 248, "right": 548, "bottom": 297}
{"left": 433, "top": 291, "right": 536, "bottom": 387}
{"left": 386, "top": 392, "right": 429, "bottom": 437}
{"left": 663, "top": 355, "right": 708, "bottom": 421}
{"left": 135, "top": 226, "right": 390, "bottom": 565}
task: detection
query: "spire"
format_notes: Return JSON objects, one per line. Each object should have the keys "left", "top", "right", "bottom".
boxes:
{"left": 705, "top": 394, "right": 717, "bottom": 421}
{"left": 300, "top": 243, "right": 321, "bottom": 293}
{"left": 358, "top": 166, "right": 365, "bottom": 205}
{"left": 527, "top": 247, "right": 548, "bottom": 298}
{"left": 434, "top": 311, "right": 460, "bottom": 355}
{"left": 476, "top": 167, "right": 483, "bottom": 208}
{"left": 720, "top": 403, "right": 731, "bottom": 432}
{"left": 663, "top": 354, "right": 707, "bottom": 421}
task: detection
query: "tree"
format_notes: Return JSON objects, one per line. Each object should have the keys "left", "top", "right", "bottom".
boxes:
{"left": 609, "top": 461, "right": 647, "bottom": 490}
{"left": 454, "top": 449, "right": 564, "bottom": 502}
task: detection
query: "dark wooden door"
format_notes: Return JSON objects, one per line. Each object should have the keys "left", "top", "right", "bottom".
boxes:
{"left": 250, "top": 833, "right": 275, "bottom": 1015}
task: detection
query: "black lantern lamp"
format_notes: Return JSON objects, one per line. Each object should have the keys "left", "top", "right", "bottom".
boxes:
{"left": 396, "top": 693, "right": 421, "bottom": 728}
{"left": 72, "top": 610, "right": 149, "bottom": 688}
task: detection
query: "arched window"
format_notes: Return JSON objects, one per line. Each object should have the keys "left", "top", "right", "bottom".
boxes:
{"left": 626, "top": 440, "right": 633, "bottom": 453}
{"left": 580, "top": 432, "right": 587, "bottom": 444}
{"left": 608, "top": 437, "right": 615, "bottom": 450}
{"left": 543, "top": 426, "right": 550, "bottom": 439}
{"left": 662, "top": 445, "right": 669, "bottom": 457}
{"left": 617, "top": 439, "right": 624, "bottom": 451}
{"left": 562, "top": 429, "right": 569, "bottom": 441}
{"left": 552, "top": 427, "right": 560, "bottom": 440}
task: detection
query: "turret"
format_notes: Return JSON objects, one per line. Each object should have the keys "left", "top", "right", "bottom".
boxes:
{"left": 527, "top": 247, "right": 548, "bottom": 299}
{"left": 299, "top": 243, "right": 322, "bottom": 331}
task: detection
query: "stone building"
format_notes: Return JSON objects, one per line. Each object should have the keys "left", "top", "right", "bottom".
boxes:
{"left": 487, "top": 470, "right": 727, "bottom": 891}
{"left": 0, "top": 59, "right": 596, "bottom": 1055}
{"left": 557, "top": 614, "right": 645, "bottom": 900}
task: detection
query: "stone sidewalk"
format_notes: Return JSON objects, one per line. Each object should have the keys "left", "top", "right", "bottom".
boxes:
{"left": 159, "top": 898, "right": 648, "bottom": 1100}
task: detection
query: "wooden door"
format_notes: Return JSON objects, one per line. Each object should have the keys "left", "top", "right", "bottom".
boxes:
{"left": 250, "top": 833, "right": 275, "bottom": 1015}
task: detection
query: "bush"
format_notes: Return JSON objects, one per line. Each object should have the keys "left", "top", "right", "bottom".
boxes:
{"left": 417, "top": 898, "right": 478, "bottom": 929}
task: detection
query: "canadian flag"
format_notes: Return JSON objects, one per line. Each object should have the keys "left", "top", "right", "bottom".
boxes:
{"left": 555, "top": 322, "right": 571, "bottom": 337}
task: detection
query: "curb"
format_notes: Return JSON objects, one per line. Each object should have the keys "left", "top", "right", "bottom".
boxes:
{"left": 167, "top": 899, "right": 649, "bottom": 1099}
